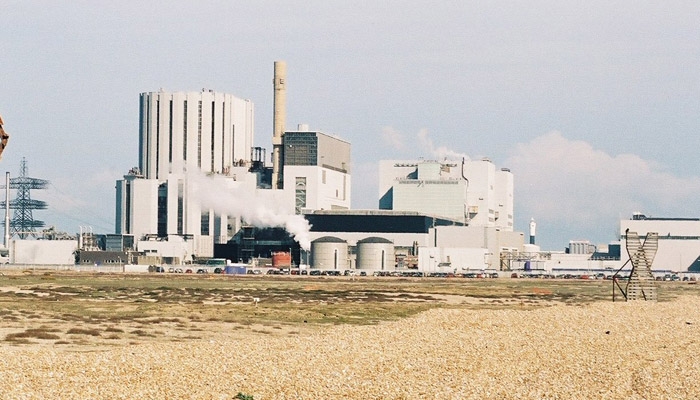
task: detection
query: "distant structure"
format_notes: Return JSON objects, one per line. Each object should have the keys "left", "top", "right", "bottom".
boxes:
{"left": 2, "top": 158, "right": 48, "bottom": 239}
{"left": 137, "top": 89, "right": 254, "bottom": 179}
{"left": 282, "top": 127, "right": 351, "bottom": 213}
{"left": 378, "top": 158, "right": 513, "bottom": 230}
{"left": 115, "top": 90, "right": 255, "bottom": 258}
{"left": 272, "top": 60, "right": 287, "bottom": 189}
{"left": 568, "top": 240, "right": 596, "bottom": 255}
{"left": 621, "top": 213, "right": 700, "bottom": 272}
{"left": 115, "top": 62, "right": 352, "bottom": 263}
{"left": 529, "top": 218, "right": 536, "bottom": 245}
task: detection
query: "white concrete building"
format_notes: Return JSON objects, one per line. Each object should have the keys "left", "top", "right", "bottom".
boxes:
{"left": 378, "top": 158, "right": 513, "bottom": 230}
{"left": 10, "top": 239, "right": 78, "bottom": 265}
{"left": 568, "top": 240, "right": 596, "bottom": 255}
{"left": 138, "top": 90, "right": 254, "bottom": 178}
{"left": 282, "top": 129, "right": 351, "bottom": 213}
{"left": 620, "top": 213, "right": 700, "bottom": 272}
{"left": 115, "top": 90, "right": 255, "bottom": 258}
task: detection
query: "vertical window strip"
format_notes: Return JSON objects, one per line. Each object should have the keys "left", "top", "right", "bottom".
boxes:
{"left": 222, "top": 102, "right": 226, "bottom": 172}
{"left": 183, "top": 100, "right": 188, "bottom": 161}
{"left": 198, "top": 101, "right": 202, "bottom": 168}
{"left": 156, "top": 99, "right": 160, "bottom": 178}
{"left": 211, "top": 101, "right": 215, "bottom": 172}
{"left": 168, "top": 100, "right": 173, "bottom": 164}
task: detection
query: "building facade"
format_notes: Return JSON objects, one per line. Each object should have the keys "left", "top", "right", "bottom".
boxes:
{"left": 378, "top": 158, "right": 514, "bottom": 230}
{"left": 282, "top": 130, "right": 351, "bottom": 213}
{"left": 621, "top": 213, "right": 700, "bottom": 272}
{"left": 116, "top": 90, "right": 255, "bottom": 257}
{"left": 138, "top": 90, "right": 254, "bottom": 178}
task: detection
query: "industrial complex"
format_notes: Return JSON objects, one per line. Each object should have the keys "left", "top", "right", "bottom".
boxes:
{"left": 3, "top": 62, "right": 700, "bottom": 277}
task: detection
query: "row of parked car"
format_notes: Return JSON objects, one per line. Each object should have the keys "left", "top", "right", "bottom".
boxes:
{"left": 242, "top": 269, "right": 501, "bottom": 278}
{"left": 152, "top": 266, "right": 220, "bottom": 274}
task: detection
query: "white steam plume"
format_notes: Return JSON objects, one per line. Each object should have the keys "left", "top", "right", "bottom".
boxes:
{"left": 186, "top": 170, "right": 311, "bottom": 250}
{"left": 417, "top": 129, "right": 470, "bottom": 161}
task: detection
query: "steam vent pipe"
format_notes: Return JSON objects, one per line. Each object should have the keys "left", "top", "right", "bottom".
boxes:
{"left": 272, "top": 60, "right": 287, "bottom": 189}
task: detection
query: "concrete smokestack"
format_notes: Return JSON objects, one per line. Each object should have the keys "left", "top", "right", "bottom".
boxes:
{"left": 529, "top": 218, "right": 536, "bottom": 245}
{"left": 272, "top": 61, "right": 287, "bottom": 189}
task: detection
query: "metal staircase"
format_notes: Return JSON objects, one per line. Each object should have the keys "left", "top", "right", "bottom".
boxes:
{"left": 613, "top": 230, "right": 658, "bottom": 301}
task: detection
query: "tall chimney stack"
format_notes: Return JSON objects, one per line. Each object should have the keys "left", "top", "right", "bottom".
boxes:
{"left": 529, "top": 218, "right": 536, "bottom": 245}
{"left": 272, "top": 61, "right": 287, "bottom": 189}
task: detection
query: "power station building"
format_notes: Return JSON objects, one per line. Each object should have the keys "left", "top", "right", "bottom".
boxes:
{"left": 282, "top": 128, "right": 351, "bottom": 213}
{"left": 115, "top": 90, "right": 256, "bottom": 259}
{"left": 109, "top": 62, "right": 529, "bottom": 271}
{"left": 113, "top": 63, "right": 352, "bottom": 262}
{"left": 378, "top": 158, "right": 514, "bottom": 230}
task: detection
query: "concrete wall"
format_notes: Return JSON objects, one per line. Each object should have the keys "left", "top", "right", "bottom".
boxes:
{"left": 115, "top": 177, "right": 158, "bottom": 238}
{"left": 11, "top": 240, "right": 77, "bottom": 265}
{"left": 136, "top": 235, "right": 201, "bottom": 264}
{"left": 284, "top": 165, "right": 351, "bottom": 212}
{"left": 418, "top": 247, "right": 488, "bottom": 272}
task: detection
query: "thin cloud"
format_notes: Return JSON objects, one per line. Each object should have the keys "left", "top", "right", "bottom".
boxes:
{"left": 417, "top": 129, "right": 471, "bottom": 161}
{"left": 381, "top": 126, "right": 406, "bottom": 151}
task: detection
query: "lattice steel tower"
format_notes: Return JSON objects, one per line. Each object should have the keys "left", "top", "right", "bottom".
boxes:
{"left": 3, "top": 158, "right": 48, "bottom": 239}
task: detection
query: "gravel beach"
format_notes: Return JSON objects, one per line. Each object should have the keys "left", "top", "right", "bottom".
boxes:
{"left": 1, "top": 296, "right": 699, "bottom": 399}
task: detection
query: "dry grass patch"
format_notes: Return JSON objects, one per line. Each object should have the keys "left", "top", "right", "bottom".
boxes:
{"left": 6, "top": 328, "right": 61, "bottom": 342}
{"left": 66, "top": 328, "right": 101, "bottom": 336}
{"left": 131, "top": 329, "right": 157, "bottom": 337}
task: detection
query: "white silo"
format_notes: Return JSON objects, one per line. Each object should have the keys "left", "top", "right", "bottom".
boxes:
{"left": 356, "top": 237, "right": 395, "bottom": 270}
{"left": 311, "top": 236, "right": 348, "bottom": 270}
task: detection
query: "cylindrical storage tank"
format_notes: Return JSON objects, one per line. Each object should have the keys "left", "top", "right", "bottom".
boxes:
{"left": 272, "top": 252, "right": 292, "bottom": 268}
{"left": 356, "top": 237, "right": 395, "bottom": 270}
{"left": 311, "top": 236, "right": 348, "bottom": 270}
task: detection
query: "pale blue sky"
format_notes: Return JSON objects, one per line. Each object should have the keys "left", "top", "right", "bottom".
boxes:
{"left": 2, "top": 1, "right": 699, "bottom": 250}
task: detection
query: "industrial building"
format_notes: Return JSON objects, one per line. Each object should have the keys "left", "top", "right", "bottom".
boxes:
{"left": 503, "top": 213, "right": 700, "bottom": 276}
{"left": 304, "top": 210, "right": 523, "bottom": 272}
{"left": 378, "top": 158, "right": 513, "bottom": 230}
{"left": 282, "top": 128, "right": 351, "bottom": 214}
{"left": 620, "top": 213, "right": 700, "bottom": 272}
{"left": 111, "top": 62, "right": 352, "bottom": 264}
{"left": 114, "top": 89, "right": 256, "bottom": 259}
